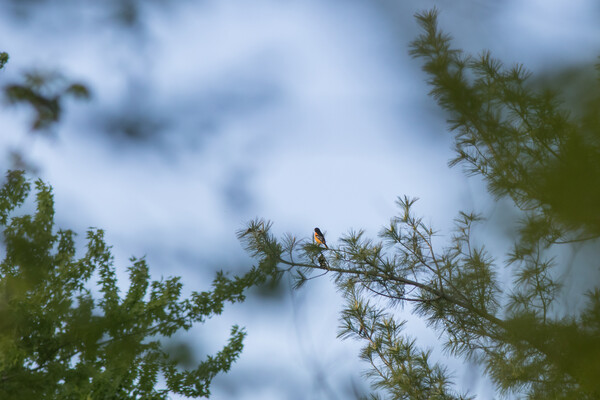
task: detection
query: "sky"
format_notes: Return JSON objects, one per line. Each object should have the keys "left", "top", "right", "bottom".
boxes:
{"left": 1, "top": 0, "right": 600, "bottom": 398}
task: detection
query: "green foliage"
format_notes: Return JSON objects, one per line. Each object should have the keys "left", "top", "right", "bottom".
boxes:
{"left": 0, "top": 52, "right": 8, "bottom": 70}
{"left": 409, "top": 8, "right": 600, "bottom": 238}
{"left": 339, "top": 289, "right": 473, "bottom": 400}
{"left": 0, "top": 53, "right": 87, "bottom": 170}
{"left": 4, "top": 71, "right": 90, "bottom": 131}
{"left": 239, "top": 9, "right": 600, "bottom": 400}
{"left": 0, "top": 171, "right": 270, "bottom": 399}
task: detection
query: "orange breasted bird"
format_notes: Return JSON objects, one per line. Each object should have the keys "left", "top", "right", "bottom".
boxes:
{"left": 314, "top": 227, "right": 328, "bottom": 249}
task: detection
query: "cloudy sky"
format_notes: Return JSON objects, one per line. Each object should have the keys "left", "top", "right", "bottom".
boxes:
{"left": 1, "top": 0, "right": 599, "bottom": 398}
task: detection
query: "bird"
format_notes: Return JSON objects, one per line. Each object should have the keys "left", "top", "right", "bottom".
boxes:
{"left": 314, "top": 227, "right": 328, "bottom": 249}
{"left": 318, "top": 253, "right": 328, "bottom": 269}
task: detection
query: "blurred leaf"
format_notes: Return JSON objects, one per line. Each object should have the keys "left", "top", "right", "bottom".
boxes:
{"left": 0, "top": 52, "right": 8, "bottom": 69}
{"left": 65, "top": 83, "right": 91, "bottom": 99}
{"left": 4, "top": 71, "right": 90, "bottom": 132}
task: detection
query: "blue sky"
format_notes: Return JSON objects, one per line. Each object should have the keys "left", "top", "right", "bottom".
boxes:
{"left": 1, "top": 0, "right": 600, "bottom": 398}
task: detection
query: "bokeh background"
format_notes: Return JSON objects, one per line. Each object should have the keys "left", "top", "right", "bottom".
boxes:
{"left": 1, "top": 0, "right": 599, "bottom": 398}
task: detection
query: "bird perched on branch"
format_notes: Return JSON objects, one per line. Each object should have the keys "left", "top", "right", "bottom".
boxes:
{"left": 314, "top": 227, "right": 328, "bottom": 249}
{"left": 318, "top": 254, "right": 328, "bottom": 269}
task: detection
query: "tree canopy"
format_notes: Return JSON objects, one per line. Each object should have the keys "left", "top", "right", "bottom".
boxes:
{"left": 0, "top": 169, "right": 274, "bottom": 398}
{"left": 239, "top": 9, "right": 600, "bottom": 400}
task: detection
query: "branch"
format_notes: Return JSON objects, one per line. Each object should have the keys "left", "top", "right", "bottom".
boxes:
{"left": 276, "top": 255, "right": 506, "bottom": 330}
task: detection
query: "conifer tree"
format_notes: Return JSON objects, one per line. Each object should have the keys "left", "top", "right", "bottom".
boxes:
{"left": 239, "top": 9, "right": 600, "bottom": 399}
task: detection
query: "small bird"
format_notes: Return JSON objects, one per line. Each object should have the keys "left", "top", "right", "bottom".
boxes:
{"left": 314, "top": 227, "right": 328, "bottom": 249}
{"left": 358, "top": 323, "right": 366, "bottom": 337}
{"left": 318, "top": 253, "right": 328, "bottom": 269}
